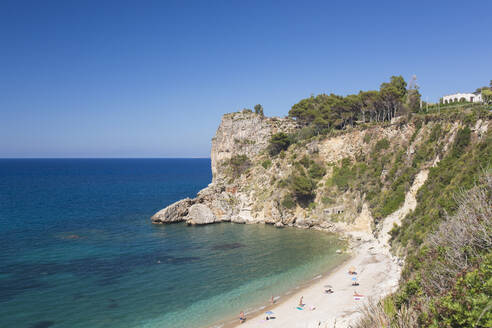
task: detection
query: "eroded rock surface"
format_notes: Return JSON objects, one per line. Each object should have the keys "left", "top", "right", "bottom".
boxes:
{"left": 151, "top": 198, "right": 194, "bottom": 224}
{"left": 185, "top": 204, "right": 216, "bottom": 225}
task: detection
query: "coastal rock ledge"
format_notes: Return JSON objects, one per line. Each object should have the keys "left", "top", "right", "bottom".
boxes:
{"left": 186, "top": 204, "right": 216, "bottom": 225}
{"left": 151, "top": 199, "right": 217, "bottom": 225}
{"left": 151, "top": 198, "right": 194, "bottom": 224}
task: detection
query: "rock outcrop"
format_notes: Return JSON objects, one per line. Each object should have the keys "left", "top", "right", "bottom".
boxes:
{"left": 185, "top": 204, "right": 216, "bottom": 225}
{"left": 211, "top": 111, "right": 297, "bottom": 183}
{"left": 151, "top": 198, "right": 194, "bottom": 224}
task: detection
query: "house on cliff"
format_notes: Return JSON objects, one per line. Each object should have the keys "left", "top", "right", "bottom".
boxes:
{"left": 442, "top": 92, "right": 482, "bottom": 104}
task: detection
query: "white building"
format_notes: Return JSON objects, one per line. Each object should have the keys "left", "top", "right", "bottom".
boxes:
{"left": 442, "top": 92, "right": 482, "bottom": 104}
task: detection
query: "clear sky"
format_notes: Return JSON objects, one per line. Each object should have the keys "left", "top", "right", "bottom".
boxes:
{"left": 1, "top": 0, "right": 491, "bottom": 158}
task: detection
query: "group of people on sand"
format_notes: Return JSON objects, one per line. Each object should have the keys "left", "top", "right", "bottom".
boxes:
{"left": 238, "top": 295, "right": 277, "bottom": 324}
{"left": 349, "top": 266, "right": 360, "bottom": 286}
{"left": 239, "top": 266, "right": 364, "bottom": 323}
{"left": 349, "top": 266, "right": 364, "bottom": 299}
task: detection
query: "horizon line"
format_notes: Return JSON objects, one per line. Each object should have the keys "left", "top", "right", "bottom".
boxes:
{"left": 0, "top": 157, "right": 211, "bottom": 159}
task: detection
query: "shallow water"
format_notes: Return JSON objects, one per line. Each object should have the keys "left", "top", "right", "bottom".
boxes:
{"left": 0, "top": 159, "right": 346, "bottom": 328}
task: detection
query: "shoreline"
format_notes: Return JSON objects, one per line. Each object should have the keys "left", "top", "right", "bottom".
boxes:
{"left": 220, "top": 237, "right": 401, "bottom": 328}
{"left": 215, "top": 252, "right": 353, "bottom": 328}
{"left": 202, "top": 168, "right": 427, "bottom": 328}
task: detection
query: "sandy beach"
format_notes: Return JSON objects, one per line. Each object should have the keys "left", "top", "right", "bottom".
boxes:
{"left": 225, "top": 237, "right": 401, "bottom": 328}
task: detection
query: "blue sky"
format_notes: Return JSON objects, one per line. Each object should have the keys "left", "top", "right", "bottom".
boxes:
{"left": 1, "top": 0, "right": 491, "bottom": 158}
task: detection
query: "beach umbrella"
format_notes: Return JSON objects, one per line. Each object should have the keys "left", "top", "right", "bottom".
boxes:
{"left": 323, "top": 284, "right": 332, "bottom": 288}
{"left": 265, "top": 311, "right": 274, "bottom": 315}
{"left": 349, "top": 266, "right": 356, "bottom": 272}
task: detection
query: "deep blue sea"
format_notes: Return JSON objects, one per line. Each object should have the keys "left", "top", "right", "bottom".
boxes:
{"left": 0, "top": 159, "right": 346, "bottom": 328}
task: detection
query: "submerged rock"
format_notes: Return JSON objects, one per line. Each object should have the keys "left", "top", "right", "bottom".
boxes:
{"left": 211, "top": 242, "right": 244, "bottom": 250}
{"left": 29, "top": 321, "right": 55, "bottom": 328}
{"left": 185, "top": 204, "right": 216, "bottom": 225}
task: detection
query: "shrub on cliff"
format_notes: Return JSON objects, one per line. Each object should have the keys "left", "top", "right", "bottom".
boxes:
{"left": 330, "top": 158, "right": 353, "bottom": 192}
{"left": 261, "top": 159, "right": 272, "bottom": 169}
{"left": 228, "top": 155, "right": 251, "bottom": 178}
{"left": 281, "top": 194, "right": 296, "bottom": 209}
{"left": 373, "top": 138, "right": 390, "bottom": 153}
{"left": 268, "top": 132, "right": 291, "bottom": 156}
{"left": 308, "top": 162, "right": 326, "bottom": 180}
{"left": 291, "top": 174, "right": 316, "bottom": 203}
{"left": 254, "top": 104, "right": 264, "bottom": 117}
{"left": 451, "top": 126, "right": 471, "bottom": 158}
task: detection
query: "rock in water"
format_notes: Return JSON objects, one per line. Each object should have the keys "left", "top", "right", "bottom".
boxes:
{"left": 151, "top": 198, "right": 194, "bottom": 224}
{"left": 186, "top": 204, "right": 216, "bottom": 225}
{"left": 275, "top": 222, "right": 284, "bottom": 228}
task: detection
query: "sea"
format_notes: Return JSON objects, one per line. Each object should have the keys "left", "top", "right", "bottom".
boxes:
{"left": 0, "top": 159, "right": 347, "bottom": 328}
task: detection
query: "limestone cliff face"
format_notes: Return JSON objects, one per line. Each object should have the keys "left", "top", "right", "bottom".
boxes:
{"left": 210, "top": 112, "right": 297, "bottom": 183}
{"left": 151, "top": 111, "right": 490, "bottom": 235}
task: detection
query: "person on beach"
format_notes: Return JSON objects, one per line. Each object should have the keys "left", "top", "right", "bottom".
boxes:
{"left": 270, "top": 295, "right": 275, "bottom": 304}
{"left": 239, "top": 311, "right": 246, "bottom": 324}
{"left": 299, "top": 296, "right": 304, "bottom": 307}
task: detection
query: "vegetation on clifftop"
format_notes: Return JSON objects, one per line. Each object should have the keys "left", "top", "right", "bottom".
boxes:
{"left": 288, "top": 76, "right": 412, "bottom": 130}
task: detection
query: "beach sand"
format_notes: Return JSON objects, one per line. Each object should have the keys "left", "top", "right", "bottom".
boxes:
{"left": 226, "top": 237, "right": 401, "bottom": 328}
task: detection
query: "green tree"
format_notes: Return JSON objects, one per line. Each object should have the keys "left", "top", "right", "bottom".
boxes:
{"left": 268, "top": 132, "right": 291, "bottom": 156}
{"left": 379, "top": 76, "right": 408, "bottom": 120}
{"left": 291, "top": 175, "right": 315, "bottom": 201}
{"left": 359, "top": 90, "right": 381, "bottom": 122}
{"left": 254, "top": 104, "right": 264, "bottom": 117}
{"left": 381, "top": 75, "right": 407, "bottom": 100}
{"left": 482, "top": 89, "right": 492, "bottom": 105}
{"left": 289, "top": 96, "right": 319, "bottom": 124}
{"left": 379, "top": 85, "right": 401, "bottom": 121}
{"left": 407, "top": 88, "right": 421, "bottom": 112}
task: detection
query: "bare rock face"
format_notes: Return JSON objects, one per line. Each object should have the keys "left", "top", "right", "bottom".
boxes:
{"left": 210, "top": 112, "right": 297, "bottom": 183}
{"left": 151, "top": 198, "right": 194, "bottom": 224}
{"left": 185, "top": 204, "right": 217, "bottom": 225}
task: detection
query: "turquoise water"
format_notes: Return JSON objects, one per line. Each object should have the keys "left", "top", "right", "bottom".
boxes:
{"left": 0, "top": 159, "right": 346, "bottom": 328}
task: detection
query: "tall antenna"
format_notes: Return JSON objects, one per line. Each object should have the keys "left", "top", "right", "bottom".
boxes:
{"left": 408, "top": 74, "right": 419, "bottom": 90}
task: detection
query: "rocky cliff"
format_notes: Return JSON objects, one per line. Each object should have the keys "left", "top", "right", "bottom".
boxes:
{"left": 151, "top": 110, "right": 490, "bottom": 237}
